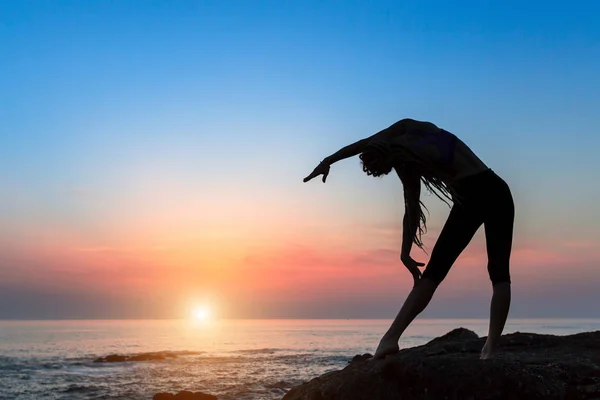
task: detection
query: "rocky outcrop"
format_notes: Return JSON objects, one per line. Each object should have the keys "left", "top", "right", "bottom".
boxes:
{"left": 283, "top": 328, "right": 600, "bottom": 400}
{"left": 153, "top": 391, "right": 217, "bottom": 400}
{"left": 93, "top": 351, "right": 201, "bottom": 363}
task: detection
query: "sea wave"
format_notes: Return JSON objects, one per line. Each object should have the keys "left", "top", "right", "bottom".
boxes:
{"left": 0, "top": 349, "right": 350, "bottom": 400}
{"left": 236, "top": 348, "right": 281, "bottom": 355}
{"left": 4, "top": 318, "right": 596, "bottom": 399}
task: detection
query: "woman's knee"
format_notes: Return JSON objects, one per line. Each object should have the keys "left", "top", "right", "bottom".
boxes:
{"left": 488, "top": 262, "right": 511, "bottom": 286}
{"left": 422, "top": 264, "right": 451, "bottom": 285}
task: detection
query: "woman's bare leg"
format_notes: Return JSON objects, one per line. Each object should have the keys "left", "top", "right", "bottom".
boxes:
{"left": 374, "top": 204, "right": 483, "bottom": 360}
{"left": 481, "top": 282, "right": 511, "bottom": 359}
{"left": 374, "top": 279, "right": 438, "bottom": 359}
{"left": 480, "top": 175, "right": 514, "bottom": 359}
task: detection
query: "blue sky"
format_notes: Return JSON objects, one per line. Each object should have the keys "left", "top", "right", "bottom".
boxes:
{"left": 1, "top": 0, "right": 599, "bottom": 319}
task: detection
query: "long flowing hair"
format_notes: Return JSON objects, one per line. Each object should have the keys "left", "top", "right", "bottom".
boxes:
{"left": 360, "top": 141, "right": 461, "bottom": 252}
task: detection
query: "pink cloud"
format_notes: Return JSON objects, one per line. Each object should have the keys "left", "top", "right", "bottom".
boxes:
{"left": 1, "top": 231, "right": 599, "bottom": 318}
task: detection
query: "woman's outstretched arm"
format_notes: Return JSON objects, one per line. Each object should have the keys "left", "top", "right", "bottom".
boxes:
{"left": 303, "top": 124, "right": 400, "bottom": 183}
{"left": 303, "top": 137, "right": 372, "bottom": 183}
{"left": 322, "top": 137, "right": 371, "bottom": 165}
{"left": 324, "top": 121, "right": 406, "bottom": 165}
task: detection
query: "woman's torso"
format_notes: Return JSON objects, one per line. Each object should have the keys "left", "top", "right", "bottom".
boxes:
{"left": 384, "top": 119, "right": 489, "bottom": 184}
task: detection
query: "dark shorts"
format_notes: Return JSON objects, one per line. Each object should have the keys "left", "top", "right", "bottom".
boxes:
{"left": 421, "top": 169, "right": 515, "bottom": 286}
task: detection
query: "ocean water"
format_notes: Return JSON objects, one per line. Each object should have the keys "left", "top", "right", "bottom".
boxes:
{"left": 1, "top": 318, "right": 600, "bottom": 400}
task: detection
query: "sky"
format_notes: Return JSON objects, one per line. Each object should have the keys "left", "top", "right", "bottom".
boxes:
{"left": 1, "top": 0, "right": 599, "bottom": 319}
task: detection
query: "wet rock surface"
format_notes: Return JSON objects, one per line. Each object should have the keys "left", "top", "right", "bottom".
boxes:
{"left": 153, "top": 391, "right": 217, "bottom": 400}
{"left": 93, "top": 351, "right": 201, "bottom": 363}
{"left": 283, "top": 328, "right": 600, "bottom": 400}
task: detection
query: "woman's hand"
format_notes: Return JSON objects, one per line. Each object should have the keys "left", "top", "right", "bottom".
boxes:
{"left": 303, "top": 161, "right": 330, "bottom": 183}
{"left": 401, "top": 255, "right": 425, "bottom": 286}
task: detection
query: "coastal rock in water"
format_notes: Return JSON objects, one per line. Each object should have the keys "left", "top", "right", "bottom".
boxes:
{"left": 94, "top": 354, "right": 129, "bottom": 363}
{"left": 94, "top": 353, "right": 170, "bottom": 363}
{"left": 283, "top": 328, "right": 600, "bottom": 400}
{"left": 94, "top": 351, "right": 200, "bottom": 363}
{"left": 153, "top": 391, "right": 217, "bottom": 400}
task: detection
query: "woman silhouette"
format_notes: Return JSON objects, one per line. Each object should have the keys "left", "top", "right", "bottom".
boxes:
{"left": 303, "top": 118, "right": 514, "bottom": 360}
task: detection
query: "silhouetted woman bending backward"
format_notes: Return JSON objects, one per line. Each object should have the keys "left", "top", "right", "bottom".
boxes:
{"left": 303, "top": 118, "right": 514, "bottom": 360}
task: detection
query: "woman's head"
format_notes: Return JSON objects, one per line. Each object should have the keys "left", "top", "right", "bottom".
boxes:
{"left": 359, "top": 139, "right": 457, "bottom": 252}
{"left": 359, "top": 140, "right": 395, "bottom": 177}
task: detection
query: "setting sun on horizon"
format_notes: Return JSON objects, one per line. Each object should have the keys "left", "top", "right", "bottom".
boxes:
{"left": 1, "top": 0, "right": 600, "bottom": 322}
{"left": 192, "top": 306, "right": 211, "bottom": 322}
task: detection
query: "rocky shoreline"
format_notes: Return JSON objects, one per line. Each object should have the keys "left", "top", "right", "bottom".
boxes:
{"left": 94, "top": 328, "right": 600, "bottom": 399}
{"left": 282, "top": 328, "right": 600, "bottom": 400}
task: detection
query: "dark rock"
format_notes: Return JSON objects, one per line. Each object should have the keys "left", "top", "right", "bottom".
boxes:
{"left": 350, "top": 354, "right": 373, "bottom": 363}
{"left": 153, "top": 394, "right": 175, "bottom": 400}
{"left": 129, "top": 353, "right": 168, "bottom": 362}
{"left": 95, "top": 354, "right": 128, "bottom": 363}
{"left": 93, "top": 351, "right": 199, "bottom": 363}
{"left": 425, "top": 326, "right": 480, "bottom": 345}
{"left": 283, "top": 327, "right": 600, "bottom": 400}
{"left": 153, "top": 391, "right": 217, "bottom": 400}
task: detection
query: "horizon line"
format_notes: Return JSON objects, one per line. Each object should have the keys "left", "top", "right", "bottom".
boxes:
{"left": 2, "top": 317, "right": 600, "bottom": 322}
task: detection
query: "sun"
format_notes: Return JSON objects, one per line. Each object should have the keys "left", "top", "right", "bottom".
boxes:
{"left": 192, "top": 306, "right": 211, "bottom": 322}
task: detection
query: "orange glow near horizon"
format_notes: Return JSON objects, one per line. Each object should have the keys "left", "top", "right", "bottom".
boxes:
{"left": 2, "top": 203, "right": 600, "bottom": 319}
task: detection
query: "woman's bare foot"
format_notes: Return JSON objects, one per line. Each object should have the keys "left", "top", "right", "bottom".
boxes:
{"left": 479, "top": 343, "right": 496, "bottom": 360}
{"left": 373, "top": 338, "right": 400, "bottom": 360}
